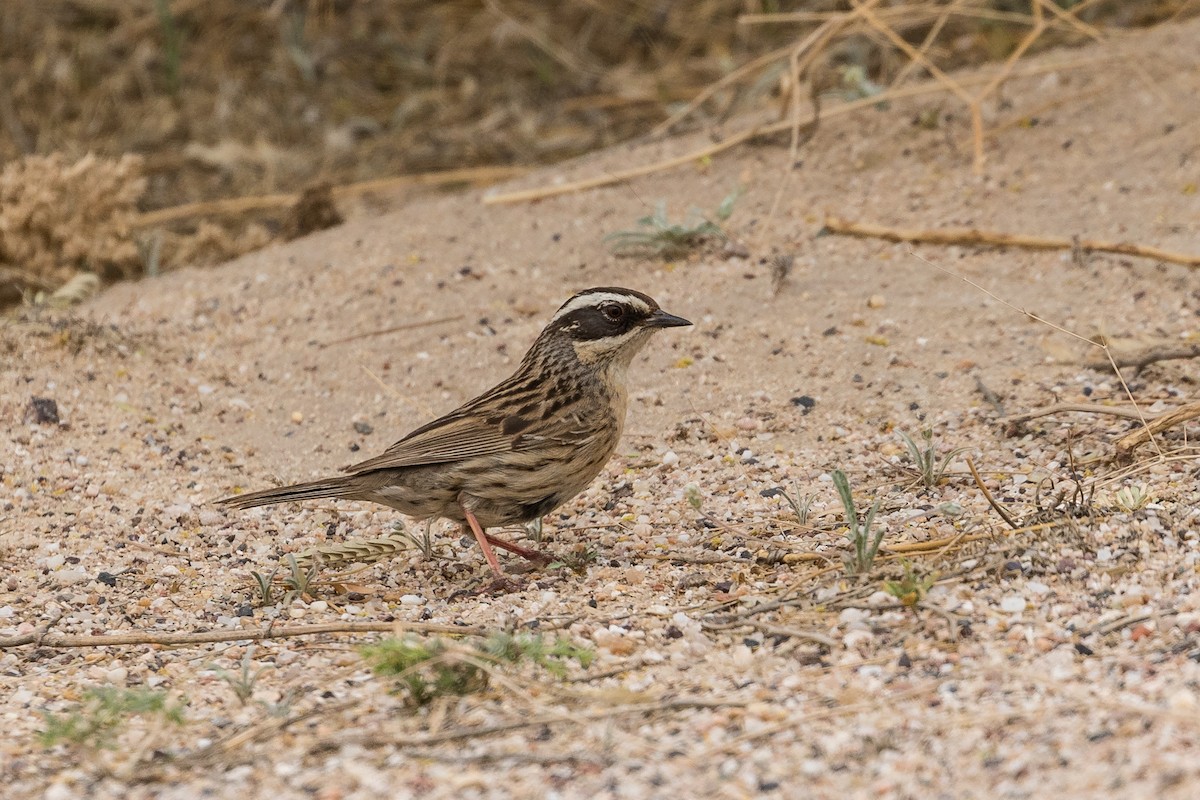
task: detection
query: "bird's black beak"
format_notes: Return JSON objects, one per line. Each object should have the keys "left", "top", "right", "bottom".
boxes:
{"left": 645, "top": 309, "right": 692, "bottom": 328}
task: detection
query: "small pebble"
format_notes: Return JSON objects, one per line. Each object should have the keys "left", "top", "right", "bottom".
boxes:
{"left": 399, "top": 594, "right": 425, "bottom": 606}
{"left": 291, "top": 411, "right": 304, "bottom": 424}
{"left": 54, "top": 569, "right": 89, "bottom": 586}
{"left": 1000, "top": 596, "right": 1027, "bottom": 613}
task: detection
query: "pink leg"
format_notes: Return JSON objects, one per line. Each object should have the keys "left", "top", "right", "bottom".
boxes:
{"left": 484, "top": 532, "right": 552, "bottom": 565}
{"left": 462, "top": 508, "right": 504, "bottom": 577}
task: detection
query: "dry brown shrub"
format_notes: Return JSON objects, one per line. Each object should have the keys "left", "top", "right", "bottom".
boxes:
{"left": 0, "top": 152, "right": 146, "bottom": 293}
{"left": 164, "top": 220, "right": 273, "bottom": 270}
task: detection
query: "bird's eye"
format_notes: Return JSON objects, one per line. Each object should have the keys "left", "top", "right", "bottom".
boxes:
{"left": 601, "top": 303, "right": 624, "bottom": 320}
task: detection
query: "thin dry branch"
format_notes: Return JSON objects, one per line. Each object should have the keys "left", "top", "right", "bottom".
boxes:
{"left": 134, "top": 166, "right": 530, "bottom": 228}
{"left": 0, "top": 620, "right": 485, "bottom": 650}
{"left": 484, "top": 0, "right": 603, "bottom": 78}
{"left": 823, "top": 215, "right": 1200, "bottom": 268}
{"left": 178, "top": 700, "right": 360, "bottom": 770}
{"left": 999, "top": 402, "right": 1159, "bottom": 426}
{"left": 885, "top": 519, "right": 1066, "bottom": 554}
{"left": 690, "top": 684, "right": 934, "bottom": 759}
{"left": 849, "top": 0, "right": 981, "bottom": 168}
{"left": 311, "top": 697, "right": 742, "bottom": 753}
{"left": 966, "top": 456, "right": 1019, "bottom": 529}
{"left": 1084, "top": 343, "right": 1200, "bottom": 372}
{"left": 648, "top": 43, "right": 796, "bottom": 139}
{"left": 484, "top": 53, "right": 1120, "bottom": 206}
{"left": 1115, "top": 401, "right": 1200, "bottom": 461}
{"left": 320, "top": 314, "right": 466, "bottom": 348}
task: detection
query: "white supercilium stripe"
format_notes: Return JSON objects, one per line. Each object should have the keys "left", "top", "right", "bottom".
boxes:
{"left": 550, "top": 291, "right": 651, "bottom": 323}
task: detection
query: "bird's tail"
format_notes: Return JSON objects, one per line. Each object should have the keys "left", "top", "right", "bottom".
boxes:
{"left": 217, "top": 476, "right": 363, "bottom": 510}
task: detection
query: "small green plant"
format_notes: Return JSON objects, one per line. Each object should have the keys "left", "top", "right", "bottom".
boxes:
{"left": 481, "top": 632, "right": 595, "bottom": 678}
{"left": 883, "top": 560, "right": 937, "bottom": 607}
{"left": 525, "top": 517, "right": 544, "bottom": 545}
{"left": 776, "top": 484, "right": 816, "bottom": 526}
{"left": 280, "top": 553, "right": 318, "bottom": 604}
{"left": 39, "top": 687, "right": 185, "bottom": 750}
{"left": 548, "top": 546, "right": 598, "bottom": 573}
{"left": 154, "top": 0, "right": 182, "bottom": 95}
{"left": 897, "top": 429, "right": 967, "bottom": 489}
{"left": 250, "top": 565, "right": 278, "bottom": 605}
{"left": 362, "top": 637, "right": 484, "bottom": 706}
{"left": 361, "top": 633, "right": 593, "bottom": 706}
{"left": 397, "top": 519, "right": 435, "bottom": 560}
{"left": 210, "top": 647, "right": 271, "bottom": 706}
{"left": 605, "top": 190, "right": 738, "bottom": 259}
{"left": 250, "top": 553, "right": 320, "bottom": 607}
{"left": 830, "top": 64, "right": 886, "bottom": 102}
{"left": 684, "top": 483, "right": 704, "bottom": 512}
{"left": 1114, "top": 484, "right": 1151, "bottom": 512}
{"left": 832, "top": 469, "right": 883, "bottom": 575}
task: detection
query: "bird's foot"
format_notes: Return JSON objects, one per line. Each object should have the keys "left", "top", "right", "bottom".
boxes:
{"left": 483, "top": 532, "right": 554, "bottom": 566}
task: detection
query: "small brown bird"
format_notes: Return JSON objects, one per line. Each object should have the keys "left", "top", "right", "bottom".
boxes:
{"left": 219, "top": 287, "right": 690, "bottom": 579}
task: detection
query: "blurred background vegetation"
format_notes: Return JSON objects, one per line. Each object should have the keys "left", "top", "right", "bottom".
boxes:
{"left": 0, "top": 0, "right": 1193, "bottom": 305}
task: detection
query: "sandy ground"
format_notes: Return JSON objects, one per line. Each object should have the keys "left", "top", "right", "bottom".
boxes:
{"left": 3, "top": 17, "right": 1200, "bottom": 800}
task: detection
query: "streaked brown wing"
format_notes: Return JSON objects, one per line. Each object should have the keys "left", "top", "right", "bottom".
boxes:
{"left": 344, "top": 412, "right": 512, "bottom": 473}
{"left": 510, "top": 411, "right": 593, "bottom": 449}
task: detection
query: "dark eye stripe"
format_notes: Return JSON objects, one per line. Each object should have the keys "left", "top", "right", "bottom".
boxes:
{"left": 549, "top": 305, "right": 639, "bottom": 340}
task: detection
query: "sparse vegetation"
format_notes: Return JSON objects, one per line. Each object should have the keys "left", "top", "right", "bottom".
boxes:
{"left": 548, "top": 546, "right": 599, "bottom": 573}
{"left": 525, "top": 516, "right": 544, "bottom": 545}
{"left": 1114, "top": 483, "right": 1151, "bottom": 512}
{"left": 832, "top": 469, "right": 884, "bottom": 576}
{"left": 776, "top": 484, "right": 817, "bottom": 526}
{"left": 361, "top": 632, "right": 593, "bottom": 706}
{"left": 398, "top": 519, "right": 436, "bottom": 560}
{"left": 38, "top": 687, "right": 185, "bottom": 750}
{"left": 605, "top": 191, "right": 738, "bottom": 259}
{"left": 883, "top": 561, "right": 937, "bottom": 607}
{"left": 210, "top": 647, "right": 271, "bottom": 706}
{"left": 250, "top": 566, "right": 278, "bottom": 606}
{"left": 250, "top": 553, "right": 319, "bottom": 607}
{"left": 897, "top": 428, "right": 967, "bottom": 489}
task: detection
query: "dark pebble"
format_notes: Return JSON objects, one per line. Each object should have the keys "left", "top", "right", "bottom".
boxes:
{"left": 26, "top": 396, "right": 59, "bottom": 425}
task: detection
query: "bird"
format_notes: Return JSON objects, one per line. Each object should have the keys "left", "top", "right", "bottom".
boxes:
{"left": 218, "top": 287, "right": 691, "bottom": 581}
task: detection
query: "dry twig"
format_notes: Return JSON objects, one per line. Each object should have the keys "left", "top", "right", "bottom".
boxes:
{"left": 0, "top": 621, "right": 484, "bottom": 650}
{"left": 320, "top": 315, "right": 466, "bottom": 348}
{"left": 823, "top": 216, "right": 1200, "bottom": 268}
{"left": 1115, "top": 401, "right": 1200, "bottom": 461}
{"left": 134, "top": 166, "right": 529, "bottom": 228}
{"left": 1084, "top": 342, "right": 1200, "bottom": 372}
{"left": 999, "top": 403, "right": 1157, "bottom": 426}
{"left": 310, "top": 697, "right": 742, "bottom": 753}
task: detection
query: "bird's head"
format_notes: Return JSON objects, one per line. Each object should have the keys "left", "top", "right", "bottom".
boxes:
{"left": 540, "top": 287, "right": 691, "bottom": 371}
